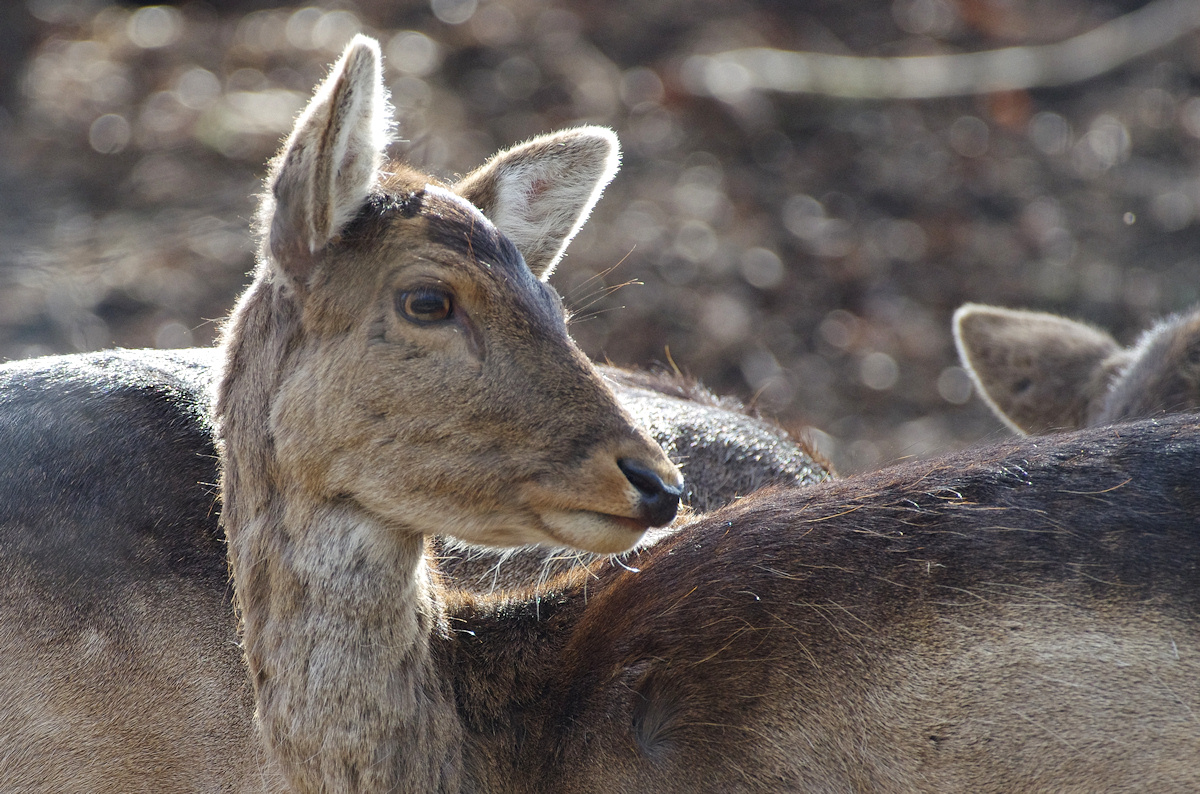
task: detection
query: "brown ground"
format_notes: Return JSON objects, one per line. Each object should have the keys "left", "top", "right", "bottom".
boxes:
{"left": 2, "top": 0, "right": 1198, "bottom": 473}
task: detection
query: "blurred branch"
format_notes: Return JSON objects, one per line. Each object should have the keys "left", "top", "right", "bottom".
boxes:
{"left": 687, "top": 0, "right": 1200, "bottom": 100}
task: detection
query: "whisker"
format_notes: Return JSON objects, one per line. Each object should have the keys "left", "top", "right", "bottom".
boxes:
{"left": 563, "top": 246, "right": 638, "bottom": 304}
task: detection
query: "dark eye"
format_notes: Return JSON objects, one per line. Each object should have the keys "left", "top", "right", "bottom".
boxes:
{"left": 396, "top": 288, "right": 453, "bottom": 324}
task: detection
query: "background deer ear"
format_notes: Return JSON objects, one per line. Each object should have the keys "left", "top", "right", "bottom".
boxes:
{"left": 262, "top": 34, "right": 390, "bottom": 286}
{"left": 954, "top": 304, "right": 1122, "bottom": 435}
{"left": 453, "top": 127, "right": 620, "bottom": 280}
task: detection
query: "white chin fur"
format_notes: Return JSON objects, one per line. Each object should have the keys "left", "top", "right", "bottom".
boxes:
{"left": 540, "top": 510, "right": 647, "bottom": 555}
{"left": 384, "top": 499, "right": 645, "bottom": 554}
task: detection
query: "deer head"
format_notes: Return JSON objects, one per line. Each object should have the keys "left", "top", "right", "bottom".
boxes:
{"left": 218, "top": 35, "right": 682, "bottom": 556}
{"left": 955, "top": 302, "right": 1200, "bottom": 433}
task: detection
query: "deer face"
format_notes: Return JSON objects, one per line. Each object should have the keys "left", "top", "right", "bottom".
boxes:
{"left": 247, "top": 37, "right": 680, "bottom": 554}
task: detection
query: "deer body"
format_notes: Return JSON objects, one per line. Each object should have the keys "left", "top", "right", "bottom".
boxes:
{"left": 0, "top": 348, "right": 273, "bottom": 792}
{"left": 3, "top": 35, "right": 1199, "bottom": 793}
{"left": 474, "top": 417, "right": 1200, "bottom": 792}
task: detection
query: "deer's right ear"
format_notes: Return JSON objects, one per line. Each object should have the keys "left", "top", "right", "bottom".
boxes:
{"left": 261, "top": 34, "right": 390, "bottom": 287}
{"left": 954, "top": 304, "right": 1122, "bottom": 434}
{"left": 453, "top": 127, "right": 620, "bottom": 280}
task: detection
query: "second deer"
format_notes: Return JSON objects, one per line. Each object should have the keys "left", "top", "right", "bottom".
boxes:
{"left": 956, "top": 302, "right": 1200, "bottom": 432}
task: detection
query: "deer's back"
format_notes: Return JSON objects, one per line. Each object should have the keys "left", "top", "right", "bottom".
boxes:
{"left": 0, "top": 349, "right": 270, "bottom": 793}
{"left": 0, "top": 348, "right": 221, "bottom": 586}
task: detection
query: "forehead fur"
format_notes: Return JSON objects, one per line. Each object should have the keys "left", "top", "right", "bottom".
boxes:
{"left": 419, "top": 184, "right": 527, "bottom": 275}
{"left": 335, "top": 167, "right": 526, "bottom": 279}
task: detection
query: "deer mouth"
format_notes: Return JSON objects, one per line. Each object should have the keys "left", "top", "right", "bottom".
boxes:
{"left": 540, "top": 509, "right": 651, "bottom": 554}
{"left": 592, "top": 511, "right": 652, "bottom": 534}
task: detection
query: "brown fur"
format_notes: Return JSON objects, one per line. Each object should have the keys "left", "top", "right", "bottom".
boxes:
{"left": 0, "top": 562, "right": 269, "bottom": 793}
{"left": 445, "top": 415, "right": 1200, "bottom": 793}
{"left": 955, "top": 302, "right": 1200, "bottom": 432}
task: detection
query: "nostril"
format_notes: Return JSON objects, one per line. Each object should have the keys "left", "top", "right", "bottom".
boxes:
{"left": 618, "top": 458, "right": 682, "bottom": 528}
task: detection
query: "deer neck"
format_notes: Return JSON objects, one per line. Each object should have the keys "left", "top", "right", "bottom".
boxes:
{"left": 217, "top": 282, "right": 463, "bottom": 793}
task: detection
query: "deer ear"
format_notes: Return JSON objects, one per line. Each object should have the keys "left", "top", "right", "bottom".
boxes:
{"left": 262, "top": 34, "right": 390, "bottom": 285}
{"left": 453, "top": 127, "right": 620, "bottom": 280}
{"left": 954, "top": 304, "right": 1122, "bottom": 435}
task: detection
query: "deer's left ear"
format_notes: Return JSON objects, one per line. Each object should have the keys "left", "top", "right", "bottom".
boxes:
{"left": 454, "top": 127, "right": 620, "bottom": 280}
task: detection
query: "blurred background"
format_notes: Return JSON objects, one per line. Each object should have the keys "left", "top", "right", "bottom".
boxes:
{"left": 2, "top": 0, "right": 1200, "bottom": 473}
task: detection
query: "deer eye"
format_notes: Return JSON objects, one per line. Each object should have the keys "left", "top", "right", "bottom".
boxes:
{"left": 396, "top": 288, "right": 453, "bottom": 325}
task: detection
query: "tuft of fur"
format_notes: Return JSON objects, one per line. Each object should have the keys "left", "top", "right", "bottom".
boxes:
{"left": 1095, "top": 309, "right": 1200, "bottom": 424}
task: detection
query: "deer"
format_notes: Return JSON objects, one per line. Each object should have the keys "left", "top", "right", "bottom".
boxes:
{"left": 954, "top": 302, "right": 1200, "bottom": 433}
{"left": 4, "top": 35, "right": 1200, "bottom": 793}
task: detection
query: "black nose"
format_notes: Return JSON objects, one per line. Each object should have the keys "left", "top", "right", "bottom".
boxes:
{"left": 618, "top": 458, "right": 682, "bottom": 527}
